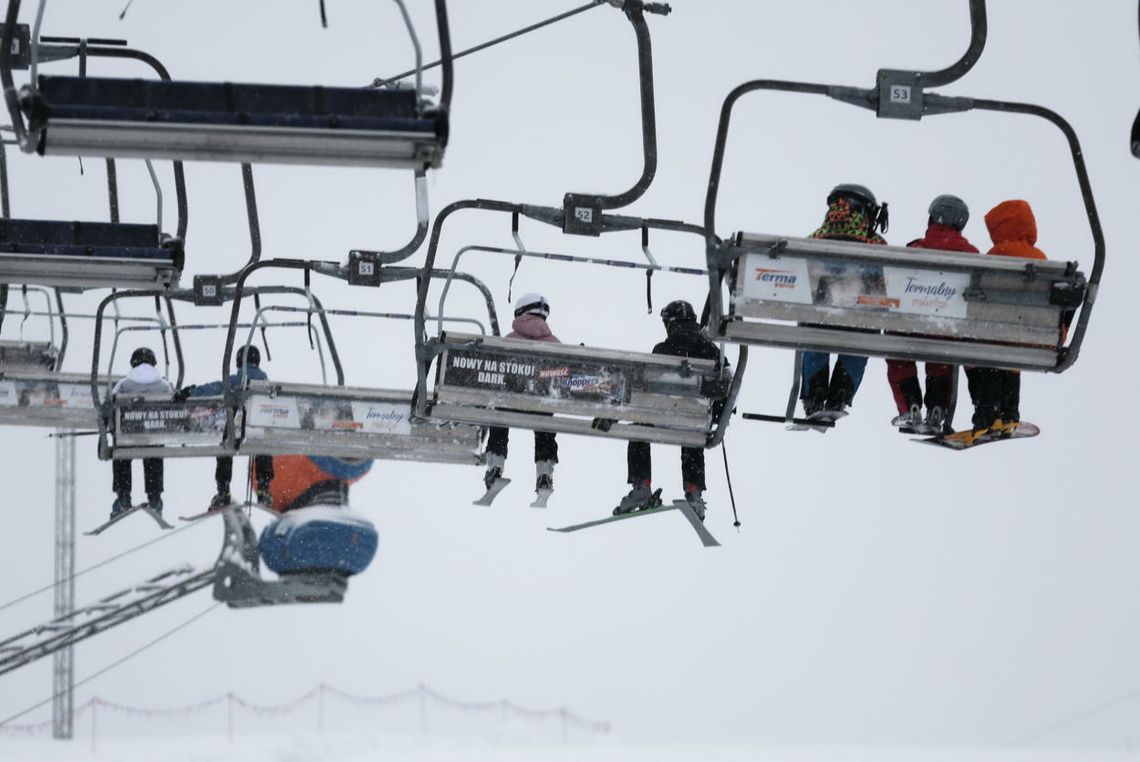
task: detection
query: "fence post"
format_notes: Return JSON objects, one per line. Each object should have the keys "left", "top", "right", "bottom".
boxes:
{"left": 418, "top": 683, "right": 427, "bottom": 735}
{"left": 317, "top": 683, "right": 325, "bottom": 734}
{"left": 89, "top": 699, "right": 96, "bottom": 756}
{"left": 226, "top": 692, "right": 234, "bottom": 746}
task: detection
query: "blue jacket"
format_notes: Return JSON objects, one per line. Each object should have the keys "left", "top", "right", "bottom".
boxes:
{"left": 188, "top": 364, "right": 268, "bottom": 397}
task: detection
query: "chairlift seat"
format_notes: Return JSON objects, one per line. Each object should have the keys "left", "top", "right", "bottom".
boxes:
{"left": 239, "top": 381, "right": 482, "bottom": 464}
{"left": 714, "top": 232, "right": 1085, "bottom": 371}
{"left": 26, "top": 76, "right": 447, "bottom": 168}
{"left": 0, "top": 370, "right": 105, "bottom": 428}
{"left": 428, "top": 332, "right": 722, "bottom": 448}
{"left": 0, "top": 218, "right": 181, "bottom": 289}
{"left": 107, "top": 394, "right": 231, "bottom": 458}
{"left": 0, "top": 339, "right": 56, "bottom": 371}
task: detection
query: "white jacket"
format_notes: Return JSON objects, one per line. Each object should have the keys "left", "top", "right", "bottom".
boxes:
{"left": 111, "top": 363, "right": 173, "bottom": 397}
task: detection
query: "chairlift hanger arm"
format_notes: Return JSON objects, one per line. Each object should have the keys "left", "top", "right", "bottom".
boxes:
{"left": 920, "top": 0, "right": 986, "bottom": 88}
{"left": 346, "top": 168, "right": 429, "bottom": 269}
{"left": 221, "top": 259, "right": 344, "bottom": 397}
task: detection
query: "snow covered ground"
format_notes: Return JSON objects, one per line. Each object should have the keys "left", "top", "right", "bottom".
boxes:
{"left": 3, "top": 734, "right": 1139, "bottom": 762}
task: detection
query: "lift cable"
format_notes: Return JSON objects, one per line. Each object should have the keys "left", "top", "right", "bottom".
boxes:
{"left": 0, "top": 602, "right": 221, "bottom": 727}
{"left": 0, "top": 520, "right": 202, "bottom": 614}
{"left": 371, "top": 0, "right": 617, "bottom": 88}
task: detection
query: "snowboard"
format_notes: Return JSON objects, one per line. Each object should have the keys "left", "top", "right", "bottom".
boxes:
{"left": 85, "top": 504, "right": 173, "bottom": 536}
{"left": 914, "top": 420, "right": 1039, "bottom": 451}
{"left": 473, "top": 477, "right": 511, "bottom": 507}
{"left": 786, "top": 409, "right": 847, "bottom": 433}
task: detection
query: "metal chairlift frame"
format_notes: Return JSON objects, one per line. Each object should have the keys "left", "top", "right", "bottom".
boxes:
{"left": 89, "top": 284, "right": 343, "bottom": 460}
{"left": 217, "top": 258, "right": 499, "bottom": 465}
{"left": 703, "top": 0, "right": 1103, "bottom": 376}
{"left": 0, "top": 507, "right": 350, "bottom": 678}
{"left": 0, "top": 31, "right": 187, "bottom": 290}
{"left": 0, "top": 0, "right": 454, "bottom": 169}
{"left": 0, "top": 287, "right": 171, "bottom": 428}
{"left": 412, "top": 200, "right": 748, "bottom": 449}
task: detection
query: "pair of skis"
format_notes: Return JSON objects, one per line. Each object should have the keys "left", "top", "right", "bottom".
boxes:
{"left": 547, "top": 492, "right": 720, "bottom": 548}
{"left": 84, "top": 504, "right": 173, "bottom": 536}
{"left": 83, "top": 501, "right": 274, "bottom": 536}
{"left": 473, "top": 477, "right": 552, "bottom": 509}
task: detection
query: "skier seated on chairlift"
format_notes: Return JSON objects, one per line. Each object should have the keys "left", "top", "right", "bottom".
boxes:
{"left": 964, "top": 199, "right": 1053, "bottom": 434}
{"left": 175, "top": 345, "right": 274, "bottom": 508}
{"left": 614, "top": 300, "right": 729, "bottom": 522}
{"left": 110, "top": 347, "right": 173, "bottom": 518}
{"left": 886, "top": 194, "right": 980, "bottom": 435}
{"left": 799, "top": 184, "right": 890, "bottom": 422}
{"left": 482, "top": 293, "right": 560, "bottom": 499}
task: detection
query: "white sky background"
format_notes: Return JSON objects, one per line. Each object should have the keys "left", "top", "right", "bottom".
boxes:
{"left": 0, "top": 0, "right": 1138, "bottom": 751}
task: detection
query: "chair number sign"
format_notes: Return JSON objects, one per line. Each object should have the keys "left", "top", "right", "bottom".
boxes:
{"left": 201, "top": 284, "right": 217, "bottom": 298}
{"left": 574, "top": 207, "right": 593, "bottom": 224}
{"left": 358, "top": 261, "right": 375, "bottom": 276}
{"left": 890, "top": 85, "right": 912, "bottom": 104}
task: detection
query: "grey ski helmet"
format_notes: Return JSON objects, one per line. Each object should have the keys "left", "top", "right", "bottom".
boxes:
{"left": 928, "top": 194, "right": 969, "bottom": 230}
{"left": 130, "top": 347, "right": 157, "bottom": 368}
{"left": 236, "top": 345, "right": 261, "bottom": 368}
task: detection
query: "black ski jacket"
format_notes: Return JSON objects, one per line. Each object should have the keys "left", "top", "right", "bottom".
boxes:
{"left": 653, "top": 321, "right": 724, "bottom": 366}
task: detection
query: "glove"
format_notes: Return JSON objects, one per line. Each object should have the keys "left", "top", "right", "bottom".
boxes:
{"left": 172, "top": 385, "right": 196, "bottom": 403}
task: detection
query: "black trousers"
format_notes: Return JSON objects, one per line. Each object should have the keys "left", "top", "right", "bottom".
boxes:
{"left": 965, "top": 367, "right": 1021, "bottom": 428}
{"left": 626, "top": 442, "right": 706, "bottom": 491}
{"left": 215, "top": 455, "right": 275, "bottom": 490}
{"left": 485, "top": 426, "right": 558, "bottom": 463}
{"left": 112, "top": 458, "right": 163, "bottom": 497}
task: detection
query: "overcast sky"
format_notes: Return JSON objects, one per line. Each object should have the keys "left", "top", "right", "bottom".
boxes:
{"left": 0, "top": 0, "right": 1138, "bottom": 751}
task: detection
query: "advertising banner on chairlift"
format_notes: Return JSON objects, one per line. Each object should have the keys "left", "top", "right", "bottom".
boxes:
{"left": 351, "top": 401, "right": 413, "bottom": 436}
{"left": 443, "top": 348, "right": 631, "bottom": 405}
{"left": 117, "top": 401, "right": 227, "bottom": 438}
{"left": 739, "top": 254, "right": 969, "bottom": 318}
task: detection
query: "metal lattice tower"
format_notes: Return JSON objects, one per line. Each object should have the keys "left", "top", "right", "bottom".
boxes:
{"left": 52, "top": 429, "right": 76, "bottom": 740}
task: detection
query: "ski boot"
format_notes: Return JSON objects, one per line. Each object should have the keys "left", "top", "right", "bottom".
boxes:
{"left": 683, "top": 484, "right": 707, "bottom": 522}
{"left": 483, "top": 453, "right": 506, "bottom": 491}
{"left": 208, "top": 490, "right": 232, "bottom": 510}
{"left": 146, "top": 493, "right": 164, "bottom": 515}
{"left": 256, "top": 483, "right": 273, "bottom": 508}
{"left": 532, "top": 460, "right": 555, "bottom": 508}
{"left": 890, "top": 404, "right": 924, "bottom": 433}
{"left": 613, "top": 482, "right": 663, "bottom": 516}
{"left": 110, "top": 493, "right": 132, "bottom": 518}
{"left": 924, "top": 406, "right": 948, "bottom": 436}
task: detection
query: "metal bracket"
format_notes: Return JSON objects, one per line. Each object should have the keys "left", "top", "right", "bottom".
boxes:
{"left": 562, "top": 193, "right": 604, "bottom": 236}
{"left": 876, "top": 69, "right": 924, "bottom": 120}
{"left": 192, "top": 275, "right": 225, "bottom": 306}
{"left": 347, "top": 250, "right": 382, "bottom": 287}
{"left": 0, "top": 24, "right": 31, "bottom": 70}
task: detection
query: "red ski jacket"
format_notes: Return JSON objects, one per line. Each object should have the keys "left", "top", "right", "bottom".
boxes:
{"left": 906, "top": 223, "right": 979, "bottom": 254}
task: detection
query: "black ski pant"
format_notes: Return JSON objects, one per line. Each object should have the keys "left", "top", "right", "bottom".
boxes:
{"left": 112, "top": 458, "right": 163, "bottom": 498}
{"left": 626, "top": 442, "right": 706, "bottom": 492}
{"left": 965, "top": 366, "right": 1020, "bottom": 428}
{"left": 216, "top": 455, "right": 275, "bottom": 492}
{"left": 486, "top": 426, "right": 558, "bottom": 463}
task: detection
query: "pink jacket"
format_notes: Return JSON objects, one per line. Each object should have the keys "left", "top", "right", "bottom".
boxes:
{"left": 507, "top": 314, "right": 559, "bottom": 343}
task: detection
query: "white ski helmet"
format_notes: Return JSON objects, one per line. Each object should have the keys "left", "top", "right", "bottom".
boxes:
{"left": 513, "top": 292, "right": 550, "bottom": 318}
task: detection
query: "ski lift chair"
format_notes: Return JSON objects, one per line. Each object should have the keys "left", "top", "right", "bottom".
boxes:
{"left": 1, "top": 0, "right": 453, "bottom": 169}
{"left": 220, "top": 259, "right": 494, "bottom": 465}
{"left": 704, "top": 0, "right": 1101, "bottom": 378}
{"left": 412, "top": 202, "right": 746, "bottom": 449}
